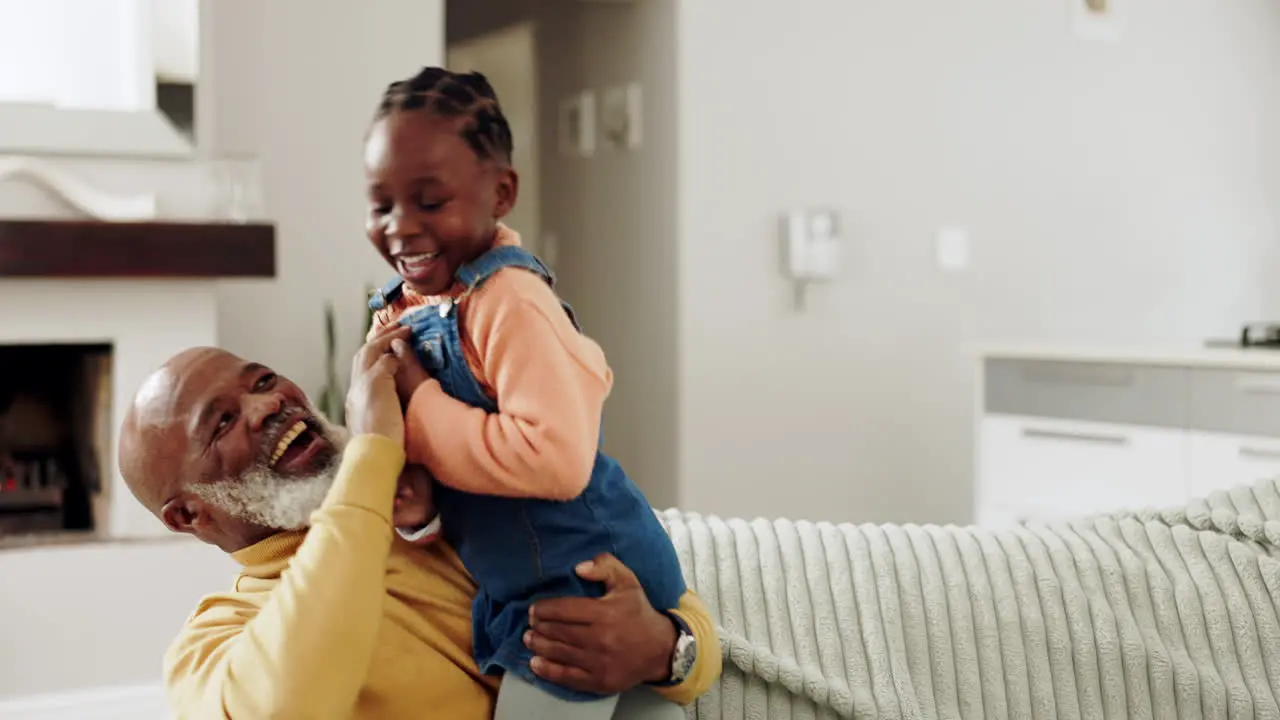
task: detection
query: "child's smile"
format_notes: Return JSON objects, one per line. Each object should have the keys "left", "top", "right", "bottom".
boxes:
{"left": 393, "top": 250, "right": 443, "bottom": 287}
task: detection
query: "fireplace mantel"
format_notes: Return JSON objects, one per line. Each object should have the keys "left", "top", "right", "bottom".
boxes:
{"left": 0, "top": 219, "right": 275, "bottom": 278}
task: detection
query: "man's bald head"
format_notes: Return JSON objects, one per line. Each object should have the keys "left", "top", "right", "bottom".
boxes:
{"left": 119, "top": 347, "right": 238, "bottom": 515}
{"left": 118, "top": 347, "right": 346, "bottom": 552}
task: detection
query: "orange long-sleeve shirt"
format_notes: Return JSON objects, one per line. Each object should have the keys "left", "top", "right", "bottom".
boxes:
{"left": 369, "top": 226, "right": 611, "bottom": 500}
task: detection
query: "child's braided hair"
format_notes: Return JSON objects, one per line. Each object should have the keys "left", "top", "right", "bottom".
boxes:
{"left": 374, "top": 66, "right": 514, "bottom": 165}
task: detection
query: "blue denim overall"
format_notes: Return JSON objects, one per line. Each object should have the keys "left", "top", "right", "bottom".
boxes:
{"left": 369, "top": 246, "right": 688, "bottom": 701}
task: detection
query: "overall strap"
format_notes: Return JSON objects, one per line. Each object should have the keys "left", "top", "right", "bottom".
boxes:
{"left": 458, "top": 246, "right": 585, "bottom": 334}
{"left": 455, "top": 246, "right": 554, "bottom": 293}
{"left": 368, "top": 276, "right": 405, "bottom": 311}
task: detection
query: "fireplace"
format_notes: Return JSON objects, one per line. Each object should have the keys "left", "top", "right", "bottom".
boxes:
{"left": 0, "top": 343, "right": 112, "bottom": 536}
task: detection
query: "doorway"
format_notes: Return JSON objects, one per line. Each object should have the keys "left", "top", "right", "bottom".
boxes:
{"left": 447, "top": 22, "right": 541, "bottom": 259}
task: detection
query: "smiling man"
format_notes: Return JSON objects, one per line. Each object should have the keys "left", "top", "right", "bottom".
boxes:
{"left": 118, "top": 330, "right": 719, "bottom": 719}
{"left": 121, "top": 352, "right": 346, "bottom": 551}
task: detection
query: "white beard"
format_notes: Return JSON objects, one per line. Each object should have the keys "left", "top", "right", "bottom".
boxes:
{"left": 192, "top": 414, "right": 350, "bottom": 531}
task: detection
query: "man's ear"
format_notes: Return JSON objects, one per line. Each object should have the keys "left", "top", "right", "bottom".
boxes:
{"left": 160, "top": 496, "right": 212, "bottom": 536}
{"left": 492, "top": 166, "right": 519, "bottom": 220}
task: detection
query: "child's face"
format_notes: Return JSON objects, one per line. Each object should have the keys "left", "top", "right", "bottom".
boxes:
{"left": 364, "top": 110, "right": 518, "bottom": 295}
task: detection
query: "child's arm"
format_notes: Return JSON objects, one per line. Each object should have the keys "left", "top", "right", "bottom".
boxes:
{"left": 403, "top": 269, "right": 611, "bottom": 500}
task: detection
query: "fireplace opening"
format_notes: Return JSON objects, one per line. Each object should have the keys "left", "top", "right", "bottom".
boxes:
{"left": 0, "top": 344, "right": 112, "bottom": 537}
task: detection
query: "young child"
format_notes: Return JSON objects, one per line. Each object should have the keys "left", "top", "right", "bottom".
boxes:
{"left": 361, "top": 67, "right": 693, "bottom": 718}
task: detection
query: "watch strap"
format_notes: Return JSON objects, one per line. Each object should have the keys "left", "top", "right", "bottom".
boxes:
{"left": 649, "top": 610, "right": 696, "bottom": 687}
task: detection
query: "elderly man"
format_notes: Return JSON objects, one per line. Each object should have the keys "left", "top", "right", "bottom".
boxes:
{"left": 118, "top": 326, "right": 720, "bottom": 719}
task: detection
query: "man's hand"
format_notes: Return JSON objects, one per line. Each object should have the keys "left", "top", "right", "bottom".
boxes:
{"left": 525, "top": 554, "right": 678, "bottom": 695}
{"left": 346, "top": 325, "right": 411, "bottom": 444}
{"left": 389, "top": 336, "right": 432, "bottom": 407}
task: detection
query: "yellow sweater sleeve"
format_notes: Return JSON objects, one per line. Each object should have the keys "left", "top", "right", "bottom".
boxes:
{"left": 653, "top": 590, "right": 723, "bottom": 705}
{"left": 163, "top": 435, "right": 405, "bottom": 719}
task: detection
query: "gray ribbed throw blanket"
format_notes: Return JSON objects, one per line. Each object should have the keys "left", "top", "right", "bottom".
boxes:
{"left": 658, "top": 479, "right": 1280, "bottom": 719}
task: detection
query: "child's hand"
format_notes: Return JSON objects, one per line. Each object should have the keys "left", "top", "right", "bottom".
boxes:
{"left": 390, "top": 338, "right": 432, "bottom": 406}
{"left": 392, "top": 463, "right": 437, "bottom": 530}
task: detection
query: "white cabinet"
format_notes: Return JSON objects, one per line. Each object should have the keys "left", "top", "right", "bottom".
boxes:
{"left": 979, "top": 414, "right": 1188, "bottom": 526}
{"left": 977, "top": 350, "right": 1280, "bottom": 526}
{"left": 1188, "top": 431, "right": 1280, "bottom": 498}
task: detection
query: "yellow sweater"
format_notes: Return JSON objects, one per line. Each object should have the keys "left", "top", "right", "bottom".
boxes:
{"left": 164, "top": 435, "right": 721, "bottom": 719}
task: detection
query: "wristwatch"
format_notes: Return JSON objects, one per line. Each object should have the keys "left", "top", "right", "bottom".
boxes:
{"left": 666, "top": 613, "right": 698, "bottom": 684}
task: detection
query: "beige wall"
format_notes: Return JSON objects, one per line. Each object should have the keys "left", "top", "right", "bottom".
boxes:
{"left": 562, "top": 2, "right": 681, "bottom": 512}
{"left": 209, "top": 0, "right": 446, "bottom": 402}
{"left": 456, "top": 0, "right": 1280, "bottom": 525}
{"left": 675, "top": 0, "right": 1280, "bottom": 524}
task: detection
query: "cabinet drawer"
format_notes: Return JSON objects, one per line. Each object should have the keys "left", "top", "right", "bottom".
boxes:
{"left": 1188, "top": 431, "right": 1280, "bottom": 497}
{"left": 985, "top": 359, "right": 1188, "bottom": 430}
{"left": 977, "top": 415, "right": 1188, "bottom": 525}
{"left": 1190, "top": 369, "right": 1280, "bottom": 438}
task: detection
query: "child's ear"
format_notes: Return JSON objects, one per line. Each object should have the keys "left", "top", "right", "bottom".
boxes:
{"left": 493, "top": 166, "right": 519, "bottom": 220}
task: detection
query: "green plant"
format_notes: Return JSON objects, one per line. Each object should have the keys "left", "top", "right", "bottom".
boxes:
{"left": 316, "top": 301, "right": 344, "bottom": 425}
{"left": 316, "top": 287, "right": 377, "bottom": 426}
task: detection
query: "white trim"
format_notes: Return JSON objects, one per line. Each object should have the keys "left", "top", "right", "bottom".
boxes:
{"left": 151, "top": 0, "right": 198, "bottom": 84}
{"left": 0, "top": 683, "right": 170, "bottom": 720}
{"left": 0, "top": 155, "right": 157, "bottom": 220}
{"left": 0, "top": 104, "right": 192, "bottom": 159}
{"left": 395, "top": 515, "right": 443, "bottom": 543}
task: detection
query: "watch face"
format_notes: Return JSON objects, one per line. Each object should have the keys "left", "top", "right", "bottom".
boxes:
{"left": 672, "top": 631, "right": 697, "bottom": 681}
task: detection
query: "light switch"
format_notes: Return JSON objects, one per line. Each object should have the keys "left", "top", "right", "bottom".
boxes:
{"left": 936, "top": 227, "right": 969, "bottom": 271}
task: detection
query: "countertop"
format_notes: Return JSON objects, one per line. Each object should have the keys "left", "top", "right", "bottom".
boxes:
{"left": 978, "top": 343, "right": 1280, "bottom": 371}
